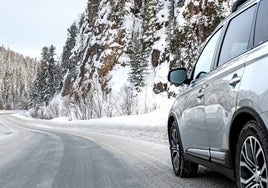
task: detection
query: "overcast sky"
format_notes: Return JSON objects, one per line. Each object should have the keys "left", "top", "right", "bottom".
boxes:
{"left": 0, "top": 0, "right": 88, "bottom": 60}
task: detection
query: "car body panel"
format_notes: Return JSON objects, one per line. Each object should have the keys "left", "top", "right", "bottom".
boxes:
{"left": 205, "top": 53, "right": 247, "bottom": 151}
{"left": 170, "top": 78, "right": 209, "bottom": 154}
{"left": 237, "top": 42, "right": 268, "bottom": 119}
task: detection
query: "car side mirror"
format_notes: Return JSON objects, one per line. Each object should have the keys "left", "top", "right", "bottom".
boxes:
{"left": 168, "top": 68, "right": 188, "bottom": 85}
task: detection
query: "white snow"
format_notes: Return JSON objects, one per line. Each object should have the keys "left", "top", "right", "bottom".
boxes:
{"left": 154, "top": 62, "right": 170, "bottom": 84}
{"left": 0, "top": 111, "right": 14, "bottom": 140}
{"left": 1, "top": 103, "right": 173, "bottom": 143}
{"left": 0, "top": 123, "right": 12, "bottom": 136}
{"left": 109, "top": 64, "right": 130, "bottom": 93}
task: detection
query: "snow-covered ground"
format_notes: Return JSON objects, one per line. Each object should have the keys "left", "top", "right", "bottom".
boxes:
{"left": 0, "top": 105, "right": 172, "bottom": 144}
{"left": 0, "top": 111, "right": 15, "bottom": 140}
{"left": 0, "top": 123, "right": 12, "bottom": 136}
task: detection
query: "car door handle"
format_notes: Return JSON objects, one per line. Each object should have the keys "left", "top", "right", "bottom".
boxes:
{"left": 197, "top": 90, "right": 205, "bottom": 98}
{"left": 197, "top": 84, "right": 208, "bottom": 98}
{"left": 229, "top": 74, "right": 241, "bottom": 87}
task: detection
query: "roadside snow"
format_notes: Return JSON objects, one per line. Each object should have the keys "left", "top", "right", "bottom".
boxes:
{"left": 0, "top": 111, "right": 14, "bottom": 140}
{"left": 0, "top": 124, "right": 12, "bottom": 136}
{"left": 5, "top": 104, "right": 173, "bottom": 144}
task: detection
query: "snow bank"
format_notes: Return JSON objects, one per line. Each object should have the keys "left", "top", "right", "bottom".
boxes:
{"left": 12, "top": 105, "right": 173, "bottom": 144}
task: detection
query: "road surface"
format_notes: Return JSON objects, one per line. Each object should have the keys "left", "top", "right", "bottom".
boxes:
{"left": 0, "top": 113, "right": 236, "bottom": 188}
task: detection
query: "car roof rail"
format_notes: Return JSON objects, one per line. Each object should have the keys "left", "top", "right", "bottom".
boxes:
{"left": 232, "top": 0, "right": 249, "bottom": 12}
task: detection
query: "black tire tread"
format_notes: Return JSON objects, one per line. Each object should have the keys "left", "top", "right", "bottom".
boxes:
{"left": 235, "top": 120, "right": 268, "bottom": 187}
{"left": 170, "top": 121, "right": 198, "bottom": 178}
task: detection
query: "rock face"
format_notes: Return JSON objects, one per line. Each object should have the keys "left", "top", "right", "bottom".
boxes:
{"left": 58, "top": 0, "right": 232, "bottom": 119}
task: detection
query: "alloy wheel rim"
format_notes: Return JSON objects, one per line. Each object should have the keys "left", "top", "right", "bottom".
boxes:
{"left": 240, "top": 136, "right": 268, "bottom": 187}
{"left": 170, "top": 126, "right": 180, "bottom": 171}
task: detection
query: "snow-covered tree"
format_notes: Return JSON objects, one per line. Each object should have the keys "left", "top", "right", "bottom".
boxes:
{"left": 128, "top": 32, "right": 147, "bottom": 93}
{"left": 0, "top": 46, "right": 38, "bottom": 110}
{"left": 30, "top": 45, "right": 57, "bottom": 107}
{"left": 61, "top": 22, "right": 79, "bottom": 75}
{"left": 142, "top": 0, "right": 157, "bottom": 63}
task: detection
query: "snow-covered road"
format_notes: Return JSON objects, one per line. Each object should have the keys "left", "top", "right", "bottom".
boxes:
{"left": 0, "top": 113, "right": 235, "bottom": 187}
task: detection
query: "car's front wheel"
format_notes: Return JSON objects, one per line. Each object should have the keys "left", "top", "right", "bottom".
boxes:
{"left": 236, "top": 121, "right": 268, "bottom": 187}
{"left": 169, "top": 121, "right": 198, "bottom": 177}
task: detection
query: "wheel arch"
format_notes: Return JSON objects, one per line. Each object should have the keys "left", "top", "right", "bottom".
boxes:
{"left": 229, "top": 107, "right": 266, "bottom": 169}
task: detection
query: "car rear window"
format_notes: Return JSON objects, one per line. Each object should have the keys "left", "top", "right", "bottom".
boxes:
{"left": 218, "top": 5, "right": 256, "bottom": 66}
{"left": 254, "top": 0, "right": 268, "bottom": 46}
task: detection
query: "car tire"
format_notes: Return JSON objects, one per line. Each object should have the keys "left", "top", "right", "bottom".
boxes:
{"left": 235, "top": 120, "right": 268, "bottom": 187}
{"left": 169, "top": 121, "right": 198, "bottom": 177}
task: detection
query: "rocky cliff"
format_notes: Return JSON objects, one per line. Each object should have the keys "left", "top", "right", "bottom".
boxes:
{"left": 48, "top": 0, "right": 233, "bottom": 119}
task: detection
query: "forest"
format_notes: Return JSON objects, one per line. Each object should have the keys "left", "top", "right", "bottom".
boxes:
{"left": 0, "top": 46, "right": 38, "bottom": 110}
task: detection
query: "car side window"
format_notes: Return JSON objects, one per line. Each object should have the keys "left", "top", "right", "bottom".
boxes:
{"left": 218, "top": 5, "right": 256, "bottom": 66}
{"left": 193, "top": 28, "right": 222, "bottom": 80}
{"left": 255, "top": 0, "right": 268, "bottom": 46}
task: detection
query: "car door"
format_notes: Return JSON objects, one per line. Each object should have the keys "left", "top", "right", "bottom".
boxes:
{"left": 204, "top": 5, "right": 257, "bottom": 165}
{"left": 179, "top": 27, "right": 223, "bottom": 159}
{"left": 178, "top": 77, "right": 208, "bottom": 158}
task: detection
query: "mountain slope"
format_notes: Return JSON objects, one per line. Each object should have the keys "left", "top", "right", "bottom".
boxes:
{"left": 41, "top": 0, "right": 233, "bottom": 119}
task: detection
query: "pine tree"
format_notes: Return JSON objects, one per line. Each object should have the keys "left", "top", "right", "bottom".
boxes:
{"left": 78, "top": 13, "right": 85, "bottom": 28}
{"left": 60, "top": 22, "right": 80, "bottom": 96}
{"left": 47, "top": 45, "right": 56, "bottom": 97}
{"left": 128, "top": 32, "right": 147, "bottom": 93}
{"left": 109, "top": 0, "right": 125, "bottom": 26}
{"left": 61, "top": 22, "right": 79, "bottom": 75}
{"left": 142, "top": 0, "right": 157, "bottom": 60}
{"left": 168, "top": 0, "right": 180, "bottom": 69}
{"left": 30, "top": 45, "right": 57, "bottom": 107}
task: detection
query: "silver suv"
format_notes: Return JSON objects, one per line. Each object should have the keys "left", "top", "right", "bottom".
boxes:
{"left": 167, "top": 0, "right": 268, "bottom": 187}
